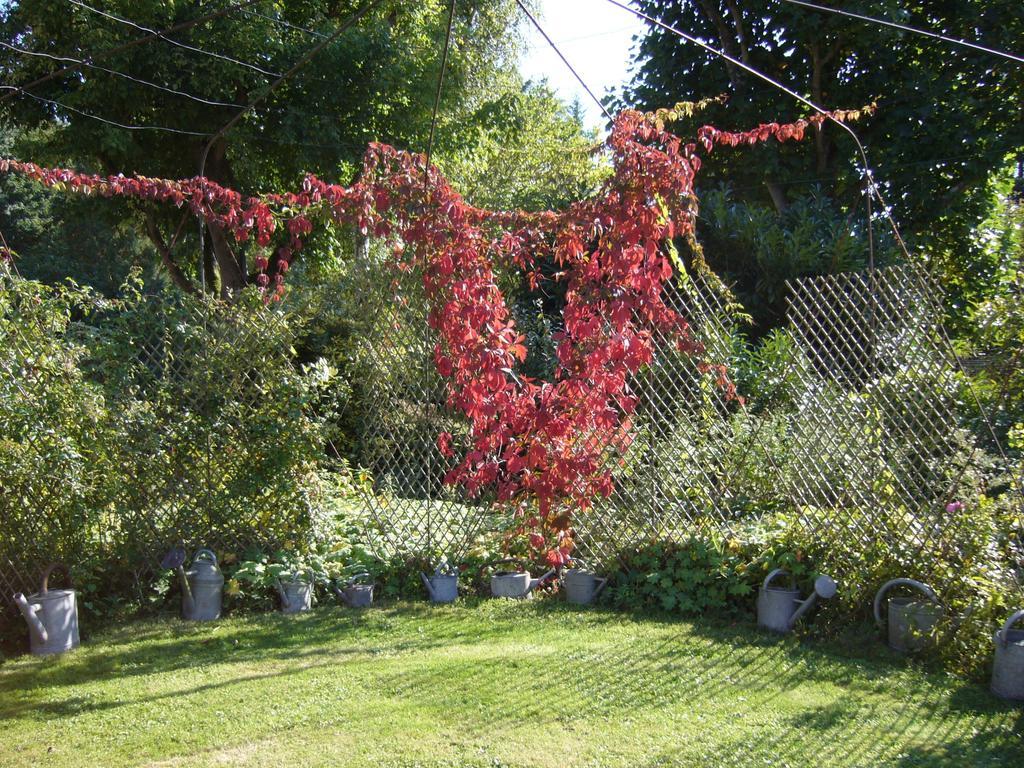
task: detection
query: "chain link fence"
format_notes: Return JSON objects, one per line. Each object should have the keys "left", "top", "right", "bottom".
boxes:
{"left": 3, "top": 258, "right": 1020, "bottom": 638}
{"left": 0, "top": 272, "right": 326, "bottom": 634}
{"left": 353, "top": 259, "right": 1021, "bottom": 590}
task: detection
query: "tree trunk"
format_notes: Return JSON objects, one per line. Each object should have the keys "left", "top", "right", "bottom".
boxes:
{"left": 765, "top": 181, "right": 789, "bottom": 214}
{"left": 144, "top": 213, "right": 197, "bottom": 295}
{"left": 198, "top": 138, "right": 247, "bottom": 297}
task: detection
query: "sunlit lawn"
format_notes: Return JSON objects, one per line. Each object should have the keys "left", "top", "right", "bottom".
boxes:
{"left": 0, "top": 600, "right": 1020, "bottom": 767}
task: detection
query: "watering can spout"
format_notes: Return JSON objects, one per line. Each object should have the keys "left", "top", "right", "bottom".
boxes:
{"left": 526, "top": 568, "right": 556, "bottom": 595}
{"left": 788, "top": 575, "right": 837, "bottom": 630}
{"left": 176, "top": 565, "right": 195, "bottom": 615}
{"left": 275, "top": 580, "right": 293, "bottom": 611}
{"left": 13, "top": 592, "right": 48, "bottom": 645}
{"left": 420, "top": 572, "right": 436, "bottom": 600}
{"left": 332, "top": 582, "right": 351, "bottom": 606}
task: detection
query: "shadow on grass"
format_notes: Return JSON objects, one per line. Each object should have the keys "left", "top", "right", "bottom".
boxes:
{"left": 1, "top": 599, "right": 1020, "bottom": 767}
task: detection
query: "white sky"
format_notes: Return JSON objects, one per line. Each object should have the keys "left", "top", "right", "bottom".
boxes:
{"left": 517, "top": 0, "right": 648, "bottom": 131}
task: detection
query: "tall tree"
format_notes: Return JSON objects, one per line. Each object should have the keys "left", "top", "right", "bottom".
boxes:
{"left": 619, "top": 0, "right": 1024, "bottom": 319}
{"left": 0, "top": 0, "right": 523, "bottom": 295}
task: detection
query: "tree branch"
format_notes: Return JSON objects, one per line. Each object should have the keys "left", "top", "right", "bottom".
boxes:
{"left": 144, "top": 213, "right": 198, "bottom": 295}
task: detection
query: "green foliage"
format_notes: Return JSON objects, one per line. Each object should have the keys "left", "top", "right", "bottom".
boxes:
{"left": 0, "top": 273, "right": 117, "bottom": 571}
{"left": 0, "top": 126, "right": 159, "bottom": 295}
{"left": 965, "top": 183, "right": 1024, "bottom": 452}
{"left": 602, "top": 526, "right": 812, "bottom": 616}
{"left": 443, "top": 81, "right": 607, "bottom": 211}
{"left": 0, "top": 270, "right": 339, "bottom": 639}
{"left": 0, "top": 1, "right": 541, "bottom": 294}
{"left": 698, "top": 186, "right": 893, "bottom": 331}
{"left": 227, "top": 547, "right": 339, "bottom": 612}
{"left": 623, "top": 1, "right": 1023, "bottom": 330}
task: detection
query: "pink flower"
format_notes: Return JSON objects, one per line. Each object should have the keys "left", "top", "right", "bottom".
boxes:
{"left": 945, "top": 501, "right": 965, "bottom": 514}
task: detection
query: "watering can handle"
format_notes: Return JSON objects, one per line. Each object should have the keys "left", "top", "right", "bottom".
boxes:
{"left": 996, "top": 609, "right": 1024, "bottom": 647}
{"left": 193, "top": 548, "right": 218, "bottom": 564}
{"left": 40, "top": 562, "right": 71, "bottom": 594}
{"left": 347, "top": 571, "right": 371, "bottom": 586}
{"left": 872, "top": 578, "right": 939, "bottom": 626}
{"left": 483, "top": 557, "right": 524, "bottom": 576}
{"left": 434, "top": 562, "right": 459, "bottom": 577}
{"left": 762, "top": 568, "right": 793, "bottom": 591}
{"left": 526, "top": 568, "right": 557, "bottom": 593}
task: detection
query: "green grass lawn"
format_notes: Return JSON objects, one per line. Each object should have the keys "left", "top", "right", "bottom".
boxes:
{"left": 0, "top": 600, "right": 1020, "bottom": 768}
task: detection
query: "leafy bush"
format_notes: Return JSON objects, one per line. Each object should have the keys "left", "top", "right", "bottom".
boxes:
{"left": 601, "top": 523, "right": 817, "bottom": 616}
{"left": 0, "top": 271, "right": 342, "bottom": 643}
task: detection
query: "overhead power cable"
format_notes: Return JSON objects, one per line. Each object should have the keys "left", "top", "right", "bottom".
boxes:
{"left": 0, "top": 41, "right": 242, "bottom": 109}
{"left": 65, "top": 0, "right": 282, "bottom": 78}
{"left": 515, "top": 0, "right": 613, "bottom": 122}
{"left": 602, "top": 0, "right": 882, "bottom": 268}
{"left": 782, "top": 0, "right": 1024, "bottom": 64}
{"left": 0, "top": 0, "right": 264, "bottom": 105}
{"left": 425, "top": 0, "right": 458, "bottom": 183}
{"left": 238, "top": 9, "right": 330, "bottom": 40}
{"left": 0, "top": 85, "right": 213, "bottom": 136}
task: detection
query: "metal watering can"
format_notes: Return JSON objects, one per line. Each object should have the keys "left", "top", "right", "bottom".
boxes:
{"left": 334, "top": 570, "right": 374, "bottom": 608}
{"left": 562, "top": 560, "right": 608, "bottom": 605}
{"left": 421, "top": 562, "right": 459, "bottom": 604}
{"left": 276, "top": 571, "right": 313, "bottom": 614}
{"left": 991, "top": 609, "right": 1024, "bottom": 701}
{"left": 488, "top": 558, "right": 556, "bottom": 599}
{"left": 757, "top": 569, "right": 837, "bottom": 634}
{"left": 12, "top": 563, "right": 80, "bottom": 656}
{"left": 873, "top": 578, "right": 943, "bottom": 652}
{"left": 162, "top": 547, "right": 224, "bottom": 621}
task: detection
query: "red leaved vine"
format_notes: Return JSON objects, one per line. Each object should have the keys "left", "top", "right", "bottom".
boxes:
{"left": 0, "top": 107, "right": 860, "bottom": 559}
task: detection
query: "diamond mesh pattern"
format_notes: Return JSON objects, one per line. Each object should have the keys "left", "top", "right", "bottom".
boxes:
{"left": 0, "top": 276, "right": 318, "bottom": 632}
{"left": 351, "top": 252, "right": 503, "bottom": 561}
{"left": 352, "top": 260, "right": 1010, "bottom": 582}
{"left": 4, "top": 257, "right": 1015, "bottom": 630}
{"left": 779, "top": 265, "right": 988, "bottom": 579}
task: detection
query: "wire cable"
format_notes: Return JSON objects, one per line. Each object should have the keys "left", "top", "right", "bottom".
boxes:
{"left": 0, "top": 41, "right": 242, "bottom": 109}
{"left": 238, "top": 9, "right": 330, "bottom": 40}
{"left": 0, "top": 0, "right": 264, "bottom": 105}
{"left": 516, "top": 0, "right": 613, "bottom": 123}
{"left": 602, "top": 0, "right": 881, "bottom": 270}
{"left": 781, "top": 0, "right": 1024, "bottom": 64}
{"left": 66, "top": 0, "right": 282, "bottom": 78}
{"left": 425, "top": 0, "right": 458, "bottom": 184}
{"left": 0, "top": 85, "right": 213, "bottom": 136}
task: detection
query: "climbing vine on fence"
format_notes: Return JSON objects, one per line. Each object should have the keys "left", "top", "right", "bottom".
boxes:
{"left": 0, "top": 106, "right": 872, "bottom": 563}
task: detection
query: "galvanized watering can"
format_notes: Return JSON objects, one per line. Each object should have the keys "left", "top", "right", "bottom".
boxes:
{"left": 562, "top": 560, "right": 608, "bottom": 605}
{"left": 489, "top": 558, "right": 556, "bottom": 599}
{"left": 12, "top": 563, "right": 80, "bottom": 656}
{"left": 276, "top": 572, "right": 313, "bottom": 614}
{"left": 757, "top": 569, "right": 837, "bottom": 634}
{"left": 162, "top": 547, "right": 224, "bottom": 621}
{"left": 991, "top": 609, "right": 1024, "bottom": 701}
{"left": 334, "top": 570, "right": 374, "bottom": 608}
{"left": 873, "top": 578, "right": 943, "bottom": 652}
{"left": 421, "top": 562, "right": 459, "bottom": 604}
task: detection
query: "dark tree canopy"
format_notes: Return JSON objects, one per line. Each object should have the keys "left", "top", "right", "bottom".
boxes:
{"left": 619, "top": 0, "right": 1024, "bottom": 321}
{"left": 0, "top": 0, "right": 525, "bottom": 294}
